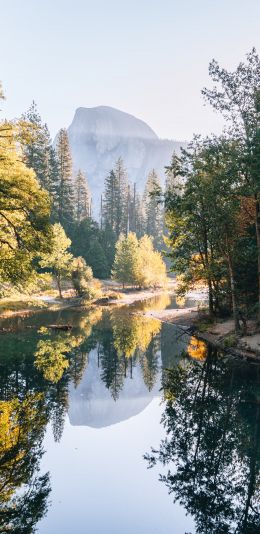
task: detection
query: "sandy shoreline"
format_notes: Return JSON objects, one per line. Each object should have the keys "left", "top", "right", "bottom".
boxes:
{"left": 145, "top": 306, "right": 260, "bottom": 363}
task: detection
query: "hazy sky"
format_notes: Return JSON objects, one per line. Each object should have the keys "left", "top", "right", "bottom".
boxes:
{"left": 1, "top": 0, "right": 260, "bottom": 140}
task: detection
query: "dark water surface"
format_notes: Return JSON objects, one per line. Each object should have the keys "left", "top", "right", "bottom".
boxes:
{"left": 0, "top": 294, "right": 259, "bottom": 533}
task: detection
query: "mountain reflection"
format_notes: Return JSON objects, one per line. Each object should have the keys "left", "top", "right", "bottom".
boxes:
{"left": 0, "top": 296, "right": 178, "bottom": 530}
{"left": 145, "top": 346, "right": 260, "bottom": 534}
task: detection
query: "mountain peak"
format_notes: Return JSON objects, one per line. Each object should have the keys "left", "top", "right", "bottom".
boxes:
{"left": 70, "top": 106, "right": 158, "bottom": 140}
{"left": 65, "top": 105, "right": 185, "bottom": 217}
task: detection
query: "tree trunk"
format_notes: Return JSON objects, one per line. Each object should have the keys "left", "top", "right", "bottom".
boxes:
{"left": 255, "top": 194, "right": 260, "bottom": 322}
{"left": 208, "top": 279, "right": 214, "bottom": 318}
{"left": 201, "top": 216, "right": 214, "bottom": 318}
{"left": 56, "top": 273, "right": 63, "bottom": 299}
{"left": 226, "top": 248, "right": 240, "bottom": 334}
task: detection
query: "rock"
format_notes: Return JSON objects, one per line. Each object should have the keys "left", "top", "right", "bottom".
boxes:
{"left": 61, "top": 106, "right": 185, "bottom": 216}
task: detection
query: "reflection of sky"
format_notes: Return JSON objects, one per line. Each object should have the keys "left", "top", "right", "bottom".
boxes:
{"left": 38, "top": 399, "right": 194, "bottom": 534}
{"left": 68, "top": 349, "right": 160, "bottom": 428}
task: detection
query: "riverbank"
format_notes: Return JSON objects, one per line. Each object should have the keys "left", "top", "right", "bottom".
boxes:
{"left": 0, "top": 293, "right": 77, "bottom": 319}
{"left": 3, "top": 284, "right": 259, "bottom": 364}
{"left": 0, "top": 280, "right": 176, "bottom": 320}
{"left": 0, "top": 280, "right": 175, "bottom": 319}
{"left": 144, "top": 305, "right": 260, "bottom": 363}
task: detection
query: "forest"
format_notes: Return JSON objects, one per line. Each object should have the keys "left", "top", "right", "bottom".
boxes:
{"left": 1, "top": 48, "right": 260, "bottom": 333}
{"left": 0, "top": 91, "right": 166, "bottom": 302}
{"left": 164, "top": 48, "right": 260, "bottom": 333}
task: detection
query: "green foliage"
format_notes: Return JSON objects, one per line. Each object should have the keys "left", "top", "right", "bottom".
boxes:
{"left": 0, "top": 120, "right": 52, "bottom": 288}
{"left": 112, "top": 232, "right": 140, "bottom": 287}
{"left": 0, "top": 393, "right": 50, "bottom": 531}
{"left": 145, "top": 349, "right": 260, "bottom": 532}
{"left": 103, "top": 157, "right": 128, "bottom": 238}
{"left": 71, "top": 256, "right": 93, "bottom": 296}
{"left": 143, "top": 169, "right": 163, "bottom": 249}
{"left": 137, "top": 235, "right": 167, "bottom": 288}
{"left": 40, "top": 223, "right": 73, "bottom": 297}
{"left": 71, "top": 256, "right": 100, "bottom": 301}
{"left": 222, "top": 334, "right": 237, "bottom": 348}
{"left": 112, "top": 232, "right": 167, "bottom": 288}
{"left": 55, "top": 128, "right": 75, "bottom": 228}
{"left": 70, "top": 218, "right": 112, "bottom": 278}
{"left": 165, "top": 132, "right": 257, "bottom": 329}
{"left": 75, "top": 169, "right": 91, "bottom": 221}
{"left": 200, "top": 48, "right": 260, "bottom": 322}
{"left": 22, "top": 102, "right": 60, "bottom": 218}
{"left": 35, "top": 338, "right": 70, "bottom": 383}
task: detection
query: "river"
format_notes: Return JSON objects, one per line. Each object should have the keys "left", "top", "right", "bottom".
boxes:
{"left": 0, "top": 294, "right": 259, "bottom": 533}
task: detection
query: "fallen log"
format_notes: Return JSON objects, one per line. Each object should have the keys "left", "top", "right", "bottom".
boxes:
{"left": 47, "top": 324, "right": 72, "bottom": 331}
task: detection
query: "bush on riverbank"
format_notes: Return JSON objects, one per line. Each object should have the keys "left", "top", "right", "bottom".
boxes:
{"left": 112, "top": 233, "right": 167, "bottom": 288}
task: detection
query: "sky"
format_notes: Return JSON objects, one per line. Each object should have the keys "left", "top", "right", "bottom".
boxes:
{"left": 1, "top": 0, "right": 260, "bottom": 141}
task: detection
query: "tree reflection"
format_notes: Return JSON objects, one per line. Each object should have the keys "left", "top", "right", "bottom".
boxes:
{"left": 34, "top": 329, "right": 84, "bottom": 383}
{"left": 0, "top": 307, "right": 102, "bottom": 530}
{"left": 95, "top": 309, "right": 162, "bottom": 398}
{"left": 0, "top": 301, "right": 166, "bottom": 529}
{"left": 140, "top": 336, "right": 160, "bottom": 391}
{"left": 145, "top": 347, "right": 260, "bottom": 533}
{"left": 0, "top": 394, "right": 50, "bottom": 533}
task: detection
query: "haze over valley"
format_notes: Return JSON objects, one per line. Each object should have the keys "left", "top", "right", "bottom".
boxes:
{"left": 66, "top": 105, "right": 184, "bottom": 212}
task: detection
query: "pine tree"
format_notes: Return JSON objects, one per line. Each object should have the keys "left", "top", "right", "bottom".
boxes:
{"left": 99, "top": 329, "right": 124, "bottom": 401}
{"left": 165, "top": 152, "right": 182, "bottom": 196}
{"left": 114, "top": 157, "right": 128, "bottom": 236}
{"left": 55, "top": 128, "right": 75, "bottom": 228}
{"left": 48, "top": 146, "right": 60, "bottom": 221}
{"left": 75, "top": 169, "right": 91, "bottom": 221}
{"left": 141, "top": 338, "right": 160, "bottom": 391}
{"left": 103, "top": 157, "right": 128, "bottom": 238}
{"left": 143, "top": 169, "right": 163, "bottom": 249}
{"left": 135, "top": 191, "right": 145, "bottom": 238}
{"left": 22, "top": 102, "right": 60, "bottom": 219}
{"left": 103, "top": 169, "right": 117, "bottom": 230}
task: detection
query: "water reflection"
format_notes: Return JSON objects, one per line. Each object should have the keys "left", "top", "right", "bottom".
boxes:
{"left": 0, "top": 393, "right": 50, "bottom": 531}
{"left": 145, "top": 346, "right": 260, "bottom": 533}
{"left": 1, "top": 293, "right": 258, "bottom": 533}
{"left": 0, "top": 296, "right": 176, "bottom": 531}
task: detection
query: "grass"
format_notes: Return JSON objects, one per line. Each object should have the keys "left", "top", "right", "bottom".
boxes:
{"left": 222, "top": 334, "right": 237, "bottom": 348}
{"left": 0, "top": 296, "right": 48, "bottom": 317}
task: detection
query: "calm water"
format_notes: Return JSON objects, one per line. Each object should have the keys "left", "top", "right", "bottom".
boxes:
{"left": 0, "top": 294, "right": 259, "bottom": 534}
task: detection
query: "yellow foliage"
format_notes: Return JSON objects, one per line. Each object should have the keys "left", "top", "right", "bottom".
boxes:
{"left": 140, "top": 293, "right": 171, "bottom": 313}
{"left": 187, "top": 337, "right": 207, "bottom": 361}
{"left": 111, "top": 309, "right": 161, "bottom": 358}
{"left": 0, "top": 393, "right": 46, "bottom": 503}
{"left": 0, "top": 121, "right": 51, "bottom": 284}
{"left": 34, "top": 332, "right": 83, "bottom": 383}
{"left": 78, "top": 306, "right": 103, "bottom": 336}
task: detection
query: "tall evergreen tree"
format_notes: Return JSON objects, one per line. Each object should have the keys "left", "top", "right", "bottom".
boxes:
{"left": 103, "top": 157, "right": 128, "bottom": 238}
{"left": 22, "top": 102, "right": 60, "bottom": 216}
{"left": 74, "top": 169, "right": 91, "bottom": 222}
{"left": 48, "top": 146, "right": 60, "bottom": 221}
{"left": 165, "top": 152, "right": 182, "bottom": 195}
{"left": 134, "top": 191, "right": 145, "bottom": 238}
{"left": 103, "top": 169, "right": 117, "bottom": 231}
{"left": 114, "top": 157, "right": 128, "bottom": 236}
{"left": 55, "top": 128, "right": 75, "bottom": 228}
{"left": 143, "top": 169, "right": 163, "bottom": 248}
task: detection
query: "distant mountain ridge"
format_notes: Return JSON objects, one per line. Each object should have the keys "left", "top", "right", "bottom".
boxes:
{"left": 66, "top": 106, "right": 185, "bottom": 216}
